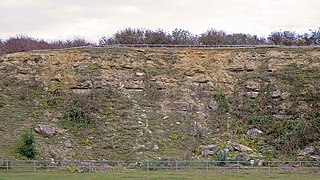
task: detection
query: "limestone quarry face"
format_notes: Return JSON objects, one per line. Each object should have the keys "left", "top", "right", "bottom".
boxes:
{"left": 0, "top": 47, "right": 319, "bottom": 160}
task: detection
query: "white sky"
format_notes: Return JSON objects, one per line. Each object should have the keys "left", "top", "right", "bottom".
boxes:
{"left": 0, "top": 0, "right": 319, "bottom": 42}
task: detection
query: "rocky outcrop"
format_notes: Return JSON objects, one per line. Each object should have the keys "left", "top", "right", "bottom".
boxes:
{"left": 298, "top": 146, "right": 316, "bottom": 157}
{"left": 245, "top": 81, "right": 260, "bottom": 92}
{"left": 245, "top": 81, "right": 261, "bottom": 99}
{"left": 34, "top": 124, "right": 56, "bottom": 137}
{"left": 231, "top": 143, "right": 253, "bottom": 152}
{"left": 247, "top": 128, "right": 263, "bottom": 138}
{"left": 235, "top": 152, "right": 250, "bottom": 161}
{"left": 201, "top": 144, "right": 218, "bottom": 156}
{"left": 0, "top": 46, "right": 319, "bottom": 160}
{"left": 309, "top": 156, "right": 320, "bottom": 161}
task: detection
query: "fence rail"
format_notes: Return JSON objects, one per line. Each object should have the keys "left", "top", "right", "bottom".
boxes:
{"left": 100, "top": 44, "right": 261, "bottom": 48}
{"left": 1, "top": 159, "right": 319, "bottom": 174}
{"left": 29, "top": 44, "right": 320, "bottom": 53}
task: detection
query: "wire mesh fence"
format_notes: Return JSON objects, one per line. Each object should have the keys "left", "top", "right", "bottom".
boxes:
{"left": 1, "top": 159, "right": 319, "bottom": 174}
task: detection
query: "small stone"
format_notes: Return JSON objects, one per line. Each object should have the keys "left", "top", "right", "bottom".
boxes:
{"left": 224, "top": 145, "right": 234, "bottom": 152}
{"left": 280, "top": 92, "right": 291, "bottom": 100}
{"left": 194, "top": 76, "right": 210, "bottom": 83}
{"left": 63, "top": 139, "right": 72, "bottom": 148}
{"left": 192, "top": 156, "right": 200, "bottom": 160}
{"left": 246, "top": 92, "right": 259, "bottom": 99}
{"left": 235, "top": 152, "right": 250, "bottom": 161}
{"left": 273, "top": 114, "right": 287, "bottom": 119}
{"left": 134, "top": 145, "right": 145, "bottom": 152}
{"left": 51, "top": 118, "right": 58, "bottom": 123}
{"left": 153, "top": 144, "right": 159, "bottom": 151}
{"left": 246, "top": 128, "right": 264, "bottom": 138}
{"left": 245, "top": 81, "right": 260, "bottom": 92}
{"left": 258, "top": 160, "right": 264, "bottom": 166}
{"left": 207, "top": 101, "right": 219, "bottom": 111}
{"left": 136, "top": 72, "right": 145, "bottom": 76}
{"left": 271, "top": 91, "right": 281, "bottom": 98}
{"left": 184, "top": 70, "right": 195, "bottom": 76}
{"left": 152, "top": 81, "right": 166, "bottom": 90}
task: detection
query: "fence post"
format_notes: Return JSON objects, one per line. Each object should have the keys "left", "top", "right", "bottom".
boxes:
{"left": 237, "top": 161, "right": 240, "bottom": 174}
{"left": 117, "top": 161, "right": 120, "bottom": 173}
{"left": 175, "top": 160, "right": 178, "bottom": 172}
{"left": 299, "top": 161, "right": 302, "bottom": 174}
{"left": 33, "top": 160, "right": 36, "bottom": 173}
{"left": 268, "top": 161, "right": 270, "bottom": 175}
{"left": 206, "top": 160, "right": 209, "bottom": 172}
{"left": 147, "top": 161, "right": 149, "bottom": 173}
{"left": 6, "top": 160, "right": 9, "bottom": 171}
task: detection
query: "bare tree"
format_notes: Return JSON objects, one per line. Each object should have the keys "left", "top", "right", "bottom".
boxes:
{"left": 144, "top": 29, "right": 172, "bottom": 44}
{"left": 268, "top": 31, "right": 297, "bottom": 46}
{"left": 171, "top": 28, "right": 196, "bottom": 45}
{"left": 113, "top": 28, "right": 145, "bottom": 44}
{"left": 267, "top": 31, "right": 283, "bottom": 45}
{"left": 309, "top": 28, "right": 320, "bottom": 45}
{"left": 198, "top": 29, "right": 228, "bottom": 45}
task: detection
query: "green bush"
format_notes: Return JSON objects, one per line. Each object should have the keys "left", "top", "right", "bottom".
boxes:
{"left": 274, "top": 119, "right": 318, "bottom": 155}
{"left": 60, "top": 167, "right": 78, "bottom": 173}
{"left": 60, "top": 96, "right": 96, "bottom": 128}
{"left": 45, "top": 96, "right": 63, "bottom": 108}
{"left": 216, "top": 150, "right": 228, "bottom": 166}
{"left": 212, "top": 91, "right": 229, "bottom": 114}
{"left": 17, "top": 129, "right": 37, "bottom": 159}
{"left": 61, "top": 106, "right": 93, "bottom": 127}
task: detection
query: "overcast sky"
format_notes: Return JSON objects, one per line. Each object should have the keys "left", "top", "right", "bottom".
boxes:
{"left": 0, "top": 0, "right": 319, "bottom": 42}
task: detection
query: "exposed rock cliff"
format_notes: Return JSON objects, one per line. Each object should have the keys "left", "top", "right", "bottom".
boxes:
{"left": 0, "top": 46, "right": 319, "bottom": 160}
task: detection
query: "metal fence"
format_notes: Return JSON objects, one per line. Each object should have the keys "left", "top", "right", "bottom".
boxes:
{"left": 99, "top": 44, "right": 260, "bottom": 48}
{"left": 29, "top": 44, "right": 320, "bottom": 53}
{"left": 1, "top": 159, "right": 319, "bottom": 174}
{"left": 90, "top": 44, "right": 319, "bottom": 49}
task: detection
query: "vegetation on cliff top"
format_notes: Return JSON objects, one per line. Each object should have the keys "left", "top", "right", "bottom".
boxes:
{"left": 1, "top": 27, "right": 320, "bottom": 55}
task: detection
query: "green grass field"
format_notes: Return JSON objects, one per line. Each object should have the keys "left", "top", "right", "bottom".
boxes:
{"left": 0, "top": 171, "right": 319, "bottom": 180}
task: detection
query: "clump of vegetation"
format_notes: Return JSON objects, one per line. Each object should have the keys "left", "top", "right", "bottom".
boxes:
{"left": 61, "top": 106, "right": 93, "bottom": 127}
{"left": 60, "top": 95, "right": 97, "bottom": 128}
{"left": 273, "top": 118, "right": 318, "bottom": 155}
{"left": 144, "top": 87, "right": 163, "bottom": 101}
{"left": 16, "top": 129, "right": 37, "bottom": 159}
{"left": 0, "top": 35, "right": 92, "bottom": 55}
{"left": 216, "top": 150, "right": 228, "bottom": 166}
{"left": 213, "top": 91, "right": 229, "bottom": 114}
